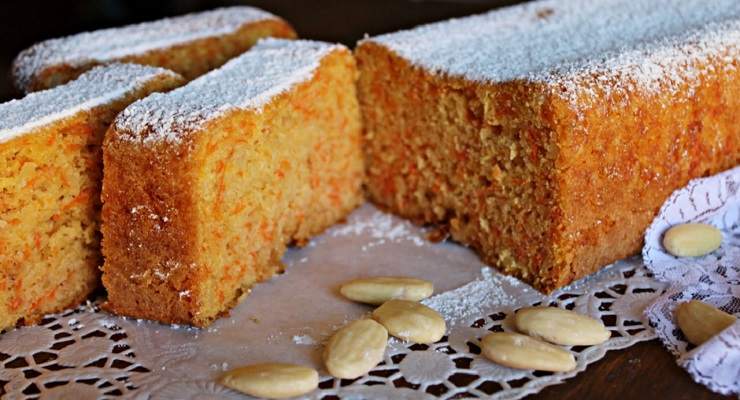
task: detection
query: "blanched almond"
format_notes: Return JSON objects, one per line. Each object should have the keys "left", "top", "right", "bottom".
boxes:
{"left": 340, "top": 276, "right": 434, "bottom": 305}
{"left": 324, "top": 319, "right": 388, "bottom": 379}
{"left": 662, "top": 223, "right": 722, "bottom": 257}
{"left": 514, "top": 307, "right": 610, "bottom": 346}
{"left": 675, "top": 300, "right": 736, "bottom": 346}
{"left": 481, "top": 332, "right": 576, "bottom": 372}
{"left": 372, "top": 299, "right": 446, "bottom": 344}
{"left": 219, "top": 362, "right": 318, "bottom": 399}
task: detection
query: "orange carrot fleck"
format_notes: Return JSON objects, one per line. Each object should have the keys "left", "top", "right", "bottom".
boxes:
{"left": 61, "top": 188, "right": 92, "bottom": 211}
{"left": 231, "top": 202, "right": 247, "bottom": 215}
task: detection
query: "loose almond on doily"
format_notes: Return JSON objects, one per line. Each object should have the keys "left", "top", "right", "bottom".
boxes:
{"left": 324, "top": 319, "right": 388, "bottom": 379}
{"left": 372, "top": 299, "right": 446, "bottom": 344}
{"left": 675, "top": 300, "right": 736, "bottom": 346}
{"left": 481, "top": 332, "right": 576, "bottom": 372}
{"left": 339, "top": 276, "right": 434, "bottom": 305}
{"left": 219, "top": 362, "right": 319, "bottom": 399}
{"left": 514, "top": 307, "right": 611, "bottom": 346}
{"left": 662, "top": 223, "right": 722, "bottom": 257}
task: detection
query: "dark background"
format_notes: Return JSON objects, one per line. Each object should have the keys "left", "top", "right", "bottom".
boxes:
{"left": 0, "top": 1, "right": 732, "bottom": 399}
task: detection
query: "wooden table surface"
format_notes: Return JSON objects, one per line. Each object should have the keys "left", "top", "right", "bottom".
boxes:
{"left": 0, "top": 1, "right": 732, "bottom": 399}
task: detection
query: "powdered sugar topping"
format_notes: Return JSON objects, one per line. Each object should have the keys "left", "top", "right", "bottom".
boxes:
{"left": 0, "top": 63, "right": 179, "bottom": 144}
{"left": 367, "top": 0, "right": 740, "bottom": 103}
{"left": 12, "top": 6, "right": 279, "bottom": 91}
{"left": 114, "top": 39, "right": 342, "bottom": 144}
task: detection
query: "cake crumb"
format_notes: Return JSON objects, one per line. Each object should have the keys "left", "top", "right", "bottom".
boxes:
{"left": 292, "top": 334, "right": 317, "bottom": 346}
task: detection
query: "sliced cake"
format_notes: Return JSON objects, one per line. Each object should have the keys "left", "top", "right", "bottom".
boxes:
{"left": 356, "top": 0, "right": 740, "bottom": 292}
{"left": 0, "top": 64, "right": 184, "bottom": 331}
{"left": 12, "top": 6, "right": 296, "bottom": 93}
{"left": 102, "top": 39, "right": 365, "bottom": 326}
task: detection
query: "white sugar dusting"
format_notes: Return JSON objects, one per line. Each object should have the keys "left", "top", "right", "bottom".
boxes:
{"left": 366, "top": 0, "right": 740, "bottom": 103}
{"left": 423, "top": 267, "right": 517, "bottom": 325}
{"left": 330, "top": 210, "right": 426, "bottom": 247}
{"left": 0, "top": 63, "right": 179, "bottom": 144}
{"left": 12, "top": 6, "right": 279, "bottom": 91}
{"left": 114, "top": 39, "right": 342, "bottom": 144}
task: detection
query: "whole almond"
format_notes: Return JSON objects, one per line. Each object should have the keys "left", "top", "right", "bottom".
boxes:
{"left": 219, "top": 363, "right": 318, "bottom": 399}
{"left": 662, "top": 223, "right": 722, "bottom": 257}
{"left": 675, "top": 300, "right": 736, "bottom": 345}
{"left": 340, "top": 276, "right": 434, "bottom": 305}
{"left": 514, "top": 307, "right": 610, "bottom": 346}
{"left": 481, "top": 332, "right": 576, "bottom": 372}
{"left": 324, "top": 319, "right": 388, "bottom": 379}
{"left": 372, "top": 299, "right": 446, "bottom": 344}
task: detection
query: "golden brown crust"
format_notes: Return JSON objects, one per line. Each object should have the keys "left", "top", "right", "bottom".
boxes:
{"left": 100, "top": 135, "right": 200, "bottom": 325}
{"left": 356, "top": 41, "right": 740, "bottom": 293}
{"left": 543, "top": 55, "right": 740, "bottom": 291}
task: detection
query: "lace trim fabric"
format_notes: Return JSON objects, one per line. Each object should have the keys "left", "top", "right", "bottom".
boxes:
{"left": 644, "top": 166, "right": 740, "bottom": 396}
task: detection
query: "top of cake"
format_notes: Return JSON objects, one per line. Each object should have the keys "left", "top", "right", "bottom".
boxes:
{"left": 365, "top": 0, "right": 740, "bottom": 101}
{"left": 114, "top": 38, "right": 343, "bottom": 144}
{"left": 12, "top": 6, "right": 280, "bottom": 91}
{"left": 0, "top": 63, "right": 180, "bottom": 144}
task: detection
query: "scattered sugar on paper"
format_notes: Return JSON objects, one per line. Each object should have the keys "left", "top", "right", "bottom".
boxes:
{"left": 330, "top": 210, "right": 426, "bottom": 247}
{"left": 423, "top": 267, "right": 517, "bottom": 325}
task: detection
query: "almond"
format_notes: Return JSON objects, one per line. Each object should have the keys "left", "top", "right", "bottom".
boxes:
{"left": 662, "top": 223, "right": 722, "bottom": 257}
{"left": 481, "top": 332, "right": 576, "bottom": 372}
{"left": 324, "top": 319, "right": 388, "bottom": 379}
{"left": 514, "top": 307, "right": 610, "bottom": 346}
{"left": 675, "top": 300, "right": 736, "bottom": 345}
{"left": 219, "top": 362, "right": 318, "bottom": 399}
{"left": 340, "top": 276, "right": 434, "bottom": 305}
{"left": 372, "top": 299, "right": 446, "bottom": 344}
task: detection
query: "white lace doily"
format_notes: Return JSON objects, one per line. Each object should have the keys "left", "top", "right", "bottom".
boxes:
{"left": 643, "top": 166, "right": 740, "bottom": 396}
{"left": 0, "top": 205, "right": 667, "bottom": 399}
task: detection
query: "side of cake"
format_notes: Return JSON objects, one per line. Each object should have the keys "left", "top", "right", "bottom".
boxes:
{"left": 356, "top": 0, "right": 740, "bottom": 292}
{"left": 12, "top": 6, "right": 296, "bottom": 93}
{"left": 102, "top": 39, "right": 365, "bottom": 326}
{"left": 0, "top": 64, "right": 184, "bottom": 331}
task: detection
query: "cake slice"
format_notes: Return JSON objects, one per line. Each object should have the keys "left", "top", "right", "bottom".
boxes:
{"left": 356, "top": 0, "right": 740, "bottom": 292}
{"left": 0, "top": 64, "right": 184, "bottom": 331}
{"left": 102, "top": 39, "right": 364, "bottom": 326}
{"left": 12, "top": 6, "right": 296, "bottom": 93}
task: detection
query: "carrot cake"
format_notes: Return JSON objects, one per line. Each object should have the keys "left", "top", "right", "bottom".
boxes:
{"left": 0, "top": 64, "right": 184, "bottom": 331}
{"left": 102, "top": 39, "right": 364, "bottom": 326}
{"left": 12, "top": 6, "right": 296, "bottom": 93}
{"left": 356, "top": 0, "right": 740, "bottom": 292}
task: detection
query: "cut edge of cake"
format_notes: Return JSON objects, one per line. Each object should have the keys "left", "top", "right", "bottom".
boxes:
{"left": 101, "top": 38, "right": 365, "bottom": 326}
{"left": 0, "top": 64, "right": 185, "bottom": 331}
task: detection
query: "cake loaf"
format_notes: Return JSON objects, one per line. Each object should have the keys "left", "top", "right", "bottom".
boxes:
{"left": 12, "top": 6, "right": 296, "bottom": 93}
{"left": 102, "top": 39, "right": 364, "bottom": 326}
{"left": 0, "top": 64, "right": 183, "bottom": 331}
{"left": 356, "top": 0, "right": 740, "bottom": 292}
